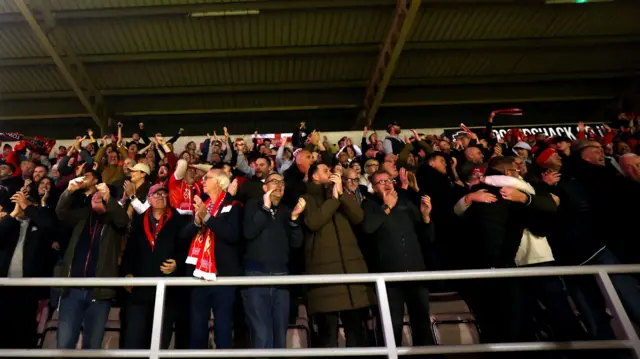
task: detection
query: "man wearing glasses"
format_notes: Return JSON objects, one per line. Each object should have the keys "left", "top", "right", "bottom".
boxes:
{"left": 183, "top": 169, "right": 242, "bottom": 350}
{"left": 121, "top": 184, "right": 187, "bottom": 349}
{"left": 361, "top": 170, "right": 436, "bottom": 348}
{"left": 242, "top": 172, "right": 306, "bottom": 350}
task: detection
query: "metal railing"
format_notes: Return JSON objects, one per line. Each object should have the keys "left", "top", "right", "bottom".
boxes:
{"left": 1, "top": 264, "right": 639, "bottom": 358}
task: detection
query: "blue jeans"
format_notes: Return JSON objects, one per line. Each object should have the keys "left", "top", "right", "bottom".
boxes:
{"left": 189, "top": 285, "right": 236, "bottom": 349}
{"left": 57, "top": 289, "right": 111, "bottom": 349}
{"left": 241, "top": 271, "right": 290, "bottom": 349}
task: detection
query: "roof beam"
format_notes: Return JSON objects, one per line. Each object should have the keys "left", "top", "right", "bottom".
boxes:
{"left": 0, "top": 0, "right": 395, "bottom": 23}
{"left": 1, "top": 71, "right": 636, "bottom": 101}
{"left": 0, "top": 78, "right": 628, "bottom": 121}
{"left": 12, "top": 0, "right": 108, "bottom": 132}
{"left": 1, "top": 35, "right": 639, "bottom": 68}
{"left": 358, "top": 0, "right": 422, "bottom": 129}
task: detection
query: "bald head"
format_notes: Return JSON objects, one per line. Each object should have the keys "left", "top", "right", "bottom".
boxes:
{"left": 620, "top": 153, "right": 640, "bottom": 182}
{"left": 296, "top": 150, "right": 313, "bottom": 174}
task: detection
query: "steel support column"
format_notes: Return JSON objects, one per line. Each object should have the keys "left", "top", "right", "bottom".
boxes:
{"left": 13, "top": 0, "right": 109, "bottom": 134}
{"left": 357, "top": 0, "right": 421, "bottom": 129}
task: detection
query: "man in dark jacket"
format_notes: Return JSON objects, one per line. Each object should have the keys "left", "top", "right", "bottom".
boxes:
{"left": 361, "top": 170, "right": 437, "bottom": 347}
{"left": 0, "top": 160, "right": 23, "bottom": 211}
{"left": 0, "top": 191, "right": 55, "bottom": 350}
{"left": 302, "top": 163, "right": 375, "bottom": 348}
{"left": 242, "top": 172, "right": 305, "bottom": 350}
{"left": 183, "top": 168, "right": 242, "bottom": 350}
{"left": 462, "top": 156, "right": 557, "bottom": 344}
{"left": 121, "top": 184, "right": 189, "bottom": 349}
{"left": 55, "top": 173, "right": 129, "bottom": 350}
{"left": 236, "top": 155, "right": 272, "bottom": 203}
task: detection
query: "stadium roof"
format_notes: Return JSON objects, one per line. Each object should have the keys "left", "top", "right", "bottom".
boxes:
{"left": 0, "top": 0, "right": 638, "bottom": 133}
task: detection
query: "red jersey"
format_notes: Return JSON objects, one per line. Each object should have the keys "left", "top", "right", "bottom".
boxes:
{"left": 168, "top": 173, "right": 203, "bottom": 215}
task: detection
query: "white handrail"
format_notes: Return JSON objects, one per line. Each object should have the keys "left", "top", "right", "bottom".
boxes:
{"left": 0, "top": 264, "right": 639, "bottom": 359}
{"left": 1, "top": 264, "right": 639, "bottom": 287}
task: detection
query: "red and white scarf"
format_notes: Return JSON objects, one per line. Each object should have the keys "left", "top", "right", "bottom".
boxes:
{"left": 143, "top": 209, "right": 173, "bottom": 251}
{"left": 186, "top": 193, "right": 226, "bottom": 281}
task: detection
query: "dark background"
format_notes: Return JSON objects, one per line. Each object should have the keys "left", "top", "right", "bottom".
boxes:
{"left": 0, "top": 98, "right": 620, "bottom": 138}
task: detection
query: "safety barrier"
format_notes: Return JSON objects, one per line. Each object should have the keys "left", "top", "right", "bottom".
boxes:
{"left": 0, "top": 264, "right": 639, "bottom": 358}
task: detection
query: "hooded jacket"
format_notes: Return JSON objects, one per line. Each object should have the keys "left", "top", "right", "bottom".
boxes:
{"left": 301, "top": 182, "right": 375, "bottom": 314}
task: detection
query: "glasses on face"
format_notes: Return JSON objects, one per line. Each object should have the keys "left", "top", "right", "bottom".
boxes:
{"left": 151, "top": 192, "right": 168, "bottom": 198}
{"left": 374, "top": 179, "right": 394, "bottom": 185}
{"left": 267, "top": 179, "right": 284, "bottom": 186}
{"left": 345, "top": 178, "right": 359, "bottom": 183}
{"left": 366, "top": 164, "right": 379, "bottom": 168}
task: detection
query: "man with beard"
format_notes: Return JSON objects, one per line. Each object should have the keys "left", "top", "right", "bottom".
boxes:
{"left": 242, "top": 172, "right": 305, "bottom": 350}
{"left": 155, "top": 164, "right": 170, "bottom": 185}
{"left": 383, "top": 121, "right": 404, "bottom": 155}
{"left": 236, "top": 155, "right": 273, "bottom": 203}
{"left": 96, "top": 144, "right": 128, "bottom": 185}
{"left": 55, "top": 176, "right": 129, "bottom": 350}
{"left": 302, "top": 163, "right": 374, "bottom": 348}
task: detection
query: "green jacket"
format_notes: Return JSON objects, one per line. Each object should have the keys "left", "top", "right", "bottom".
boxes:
{"left": 302, "top": 182, "right": 376, "bottom": 314}
{"left": 55, "top": 189, "right": 129, "bottom": 300}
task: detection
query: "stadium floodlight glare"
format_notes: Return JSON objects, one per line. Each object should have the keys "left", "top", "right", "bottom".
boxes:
{"left": 188, "top": 10, "right": 260, "bottom": 17}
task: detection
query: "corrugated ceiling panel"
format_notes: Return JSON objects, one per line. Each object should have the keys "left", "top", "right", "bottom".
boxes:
{"left": 87, "top": 54, "right": 375, "bottom": 89}
{"left": 60, "top": 7, "right": 390, "bottom": 54}
{"left": 512, "top": 46, "right": 640, "bottom": 75}
{"left": 0, "top": 24, "right": 48, "bottom": 58}
{"left": 46, "top": 0, "right": 265, "bottom": 11}
{"left": 0, "top": 1, "right": 18, "bottom": 13}
{"left": 393, "top": 46, "right": 639, "bottom": 80}
{"left": 409, "top": 3, "right": 640, "bottom": 42}
{"left": 0, "top": 66, "right": 70, "bottom": 93}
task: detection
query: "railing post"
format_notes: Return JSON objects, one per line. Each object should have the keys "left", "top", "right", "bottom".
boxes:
{"left": 149, "top": 281, "right": 167, "bottom": 359}
{"left": 375, "top": 278, "right": 398, "bottom": 359}
{"left": 595, "top": 271, "right": 640, "bottom": 358}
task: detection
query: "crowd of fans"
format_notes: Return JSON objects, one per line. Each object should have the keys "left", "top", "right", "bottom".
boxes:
{"left": 0, "top": 112, "right": 639, "bottom": 357}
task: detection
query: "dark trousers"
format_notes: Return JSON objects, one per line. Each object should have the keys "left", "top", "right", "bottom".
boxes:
{"left": 0, "top": 288, "right": 39, "bottom": 350}
{"left": 387, "top": 282, "right": 435, "bottom": 346}
{"left": 121, "top": 299, "right": 175, "bottom": 349}
{"left": 313, "top": 308, "right": 371, "bottom": 347}
{"left": 521, "top": 263, "right": 589, "bottom": 342}
{"left": 189, "top": 285, "right": 236, "bottom": 349}
{"left": 468, "top": 277, "right": 526, "bottom": 343}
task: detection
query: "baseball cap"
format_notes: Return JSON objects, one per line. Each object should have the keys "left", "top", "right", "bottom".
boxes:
{"left": 0, "top": 160, "right": 16, "bottom": 173}
{"left": 513, "top": 141, "right": 532, "bottom": 151}
{"left": 386, "top": 121, "right": 400, "bottom": 133}
{"left": 148, "top": 184, "right": 168, "bottom": 197}
{"left": 551, "top": 136, "right": 572, "bottom": 144}
{"left": 128, "top": 163, "right": 150, "bottom": 175}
